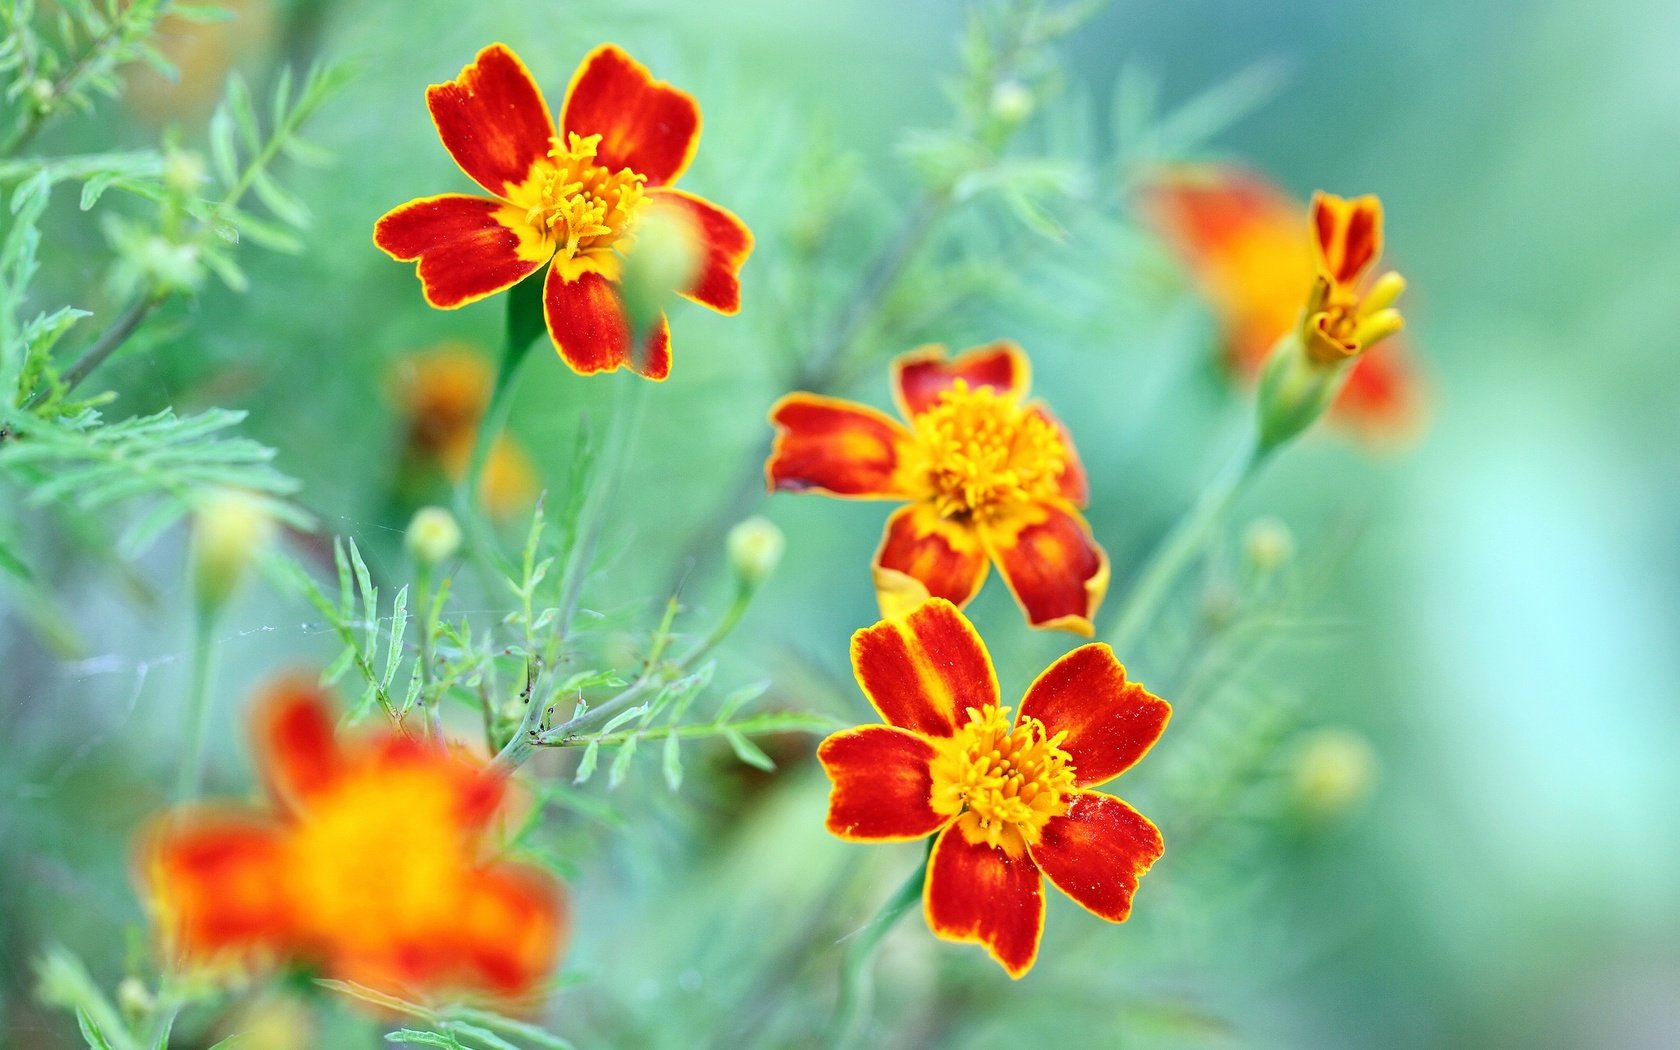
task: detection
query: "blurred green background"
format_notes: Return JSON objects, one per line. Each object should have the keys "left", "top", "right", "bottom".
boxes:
{"left": 4, "top": 0, "right": 1679, "bottom": 1047}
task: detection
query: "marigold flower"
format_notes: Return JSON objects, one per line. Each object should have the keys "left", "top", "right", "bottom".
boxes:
{"left": 1138, "top": 164, "right": 1424, "bottom": 441}
{"left": 394, "top": 345, "right": 536, "bottom": 518}
{"left": 374, "top": 43, "right": 753, "bottom": 380}
{"left": 818, "top": 599, "right": 1170, "bottom": 977}
{"left": 140, "top": 678, "right": 566, "bottom": 999}
{"left": 766, "top": 343, "right": 1108, "bottom": 634}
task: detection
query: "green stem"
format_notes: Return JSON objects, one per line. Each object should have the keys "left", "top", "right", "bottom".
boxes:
{"left": 1105, "top": 437, "right": 1272, "bottom": 658}
{"left": 832, "top": 849, "right": 930, "bottom": 1048}
{"left": 455, "top": 275, "right": 544, "bottom": 542}
{"left": 173, "top": 601, "right": 218, "bottom": 803}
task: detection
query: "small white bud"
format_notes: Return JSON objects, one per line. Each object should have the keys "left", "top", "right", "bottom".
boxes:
{"left": 727, "top": 516, "right": 784, "bottom": 591}
{"left": 405, "top": 506, "right": 462, "bottom": 567}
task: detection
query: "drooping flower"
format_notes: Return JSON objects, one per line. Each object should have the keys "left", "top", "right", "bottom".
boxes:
{"left": 393, "top": 345, "right": 535, "bottom": 518}
{"left": 1138, "top": 164, "right": 1423, "bottom": 441}
{"left": 374, "top": 43, "right": 752, "bottom": 380}
{"left": 141, "top": 678, "right": 565, "bottom": 999}
{"left": 766, "top": 342, "right": 1108, "bottom": 634}
{"left": 817, "top": 599, "right": 1170, "bottom": 977}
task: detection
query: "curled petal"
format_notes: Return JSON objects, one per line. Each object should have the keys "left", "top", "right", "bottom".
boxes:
{"left": 817, "top": 726, "right": 945, "bottom": 841}
{"left": 427, "top": 44, "right": 557, "bottom": 198}
{"left": 647, "top": 188, "right": 752, "bottom": 314}
{"left": 375, "top": 194, "right": 550, "bottom": 309}
{"left": 561, "top": 44, "right": 700, "bottom": 187}
{"left": 543, "top": 267, "right": 670, "bottom": 379}
{"left": 141, "top": 811, "right": 289, "bottom": 960}
{"left": 982, "top": 503, "right": 1109, "bottom": 635}
{"left": 1031, "top": 791, "right": 1163, "bottom": 923}
{"left": 1311, "top": 191, "right": 1383, "bottom": 287}
{"left": 448, "top": 865, "right": 568, "bottom": 997}
{"left": 765, "top": 394, "right": 915, "bottom": 499}
{"left": 850, "top": 597, "right": 999, "bottom": 738}
{"left": 924, "top": 815, "right": 1045, "bottom": 978}
{"left": 893, "top": 341, "right": 1031, "bottom": 418}
{"left": 256, "top": 677, "right": 341, "bottom": 809}
{"left": 873, "top": 504, "right": 988, "bottom": 618}
{"left": 1018, "top": 644, "right": 1169, "bottom": 788}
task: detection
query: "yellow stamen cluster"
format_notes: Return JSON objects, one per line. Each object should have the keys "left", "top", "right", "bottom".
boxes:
{"left": 520, "top": 132, "right": 646, "bottom": 262}
{"left": 912, "top": 381, "right": 1068, "bottom": 519}
{"left": 1304, "top": 270, "right": 1407, "bottom": 364}
{"left": 930, "top": 704, "right": 1077, "bottom": 851}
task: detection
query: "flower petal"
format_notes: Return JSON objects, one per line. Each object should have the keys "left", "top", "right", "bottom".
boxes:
{"left": 543, "top": 267, "right": 670, "bottom": 379}
{"left": 375, "top": 194, "right": 550, "bottom": 309}
{"left": 141, "top": 810, "right": 289, "bottom": 959}
{"left": 449, "top": 864, "right": 568, "bottom": 997}
{"left": 1311, "top": 191, "right": 1383, "bottom": 287}
{"left": 982, "top": 503, "right": 1109, "bottom": 635}
{"left": 924, "top": 815, "right": 1045, "bottom": 978}
{"left": 850, "top": 597, "right": 999, "bottom": 738}
{"left": 1332, "top": 344, "right": 1427, "bottom": 444}
{"left": 561, "top": 44, "right": 699, "bottom": 187}
{"left": 816, "top": 725, "right": 945, "bottom": 841}
{"left": 1031, "top": 791, "right": 1163, "bottom": 923}
{"left": 873, "top": 503, "right": 988, "bottom": 619}
{"left": 765, "top": 394, "right": 915, "bottom": 499}
{"left": 1030, "top": 404, "right": 1087, "bottom": 505}
{"left": 426, "top": 44, "right": 557, "bottom": 198}
{"left": 255, "top": 677, "right": 342, "bottom": 809}
{"left": 892, "top": 341, "right": 1031, "bottom": 418}
{"left": 648, "top": 188, "right": 752, "bottom": 314}
{"left": 1017, "top": 643, "right": 1169, "bottom": 788}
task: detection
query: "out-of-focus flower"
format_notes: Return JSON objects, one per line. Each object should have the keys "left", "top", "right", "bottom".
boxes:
{"left": 406, "top": 506, "right": 463, "bottom": 566}
{"left": 374, "top": 43, "right": 753, "bottom": 380}
{"left": 1299, "top": 192, "right": 1406, "bottom": 363}
{"left": 1290, "top": 727, "right": 1378, "bottom": 823}
{"left": 817, "top": 599, "right": 1170, "bottom": 977}
{"left": 726, "top": 515, "right": 785, "bottom": 592}
{"left": 191, "top": 490, "right": 273, "bottom": 612}
{"left": 393, "top": 345, "right": 536, "bottom": 518}
{"left": 766, "top": 343, "right": 1108, "bottom": 634}
{"left": 126, "top": 0, "right": 277, "bottom": 121}
{"left": 1137, "top": 165, "right": 1424, "bottom": 442}
{"left": 140, "top": 678, "right": 566, "bottom": 999}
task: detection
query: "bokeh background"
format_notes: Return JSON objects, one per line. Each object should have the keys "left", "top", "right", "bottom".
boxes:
{"left": 4, "top": 0, "right": 1679, "bottom": 1047}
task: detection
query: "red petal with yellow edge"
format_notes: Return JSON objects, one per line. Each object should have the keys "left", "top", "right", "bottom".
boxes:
{"left": 543, "top": 267, "right": 670, "bottom": 379}
{"left": 850, "top": 597, "right": 999, "bottom": 738}
{"left": 648, "top": 188, "right": 752, "bottom": 314}
{"left": 561, "top": 44, "right": 699, "bottom": 187}
{"left": 817, "top": 725, "right": 945, "bottom": 841}
{"left": 893, "top": 341, "right": 1030, "bottom": 418}
{"left": 375, "top": 194, "right": 549, "bottom": 310}
{"left": 449, "top": 864, "right": 567, "bottom": 997}
{"left": 255, "top": 677, "right": 341, "bottom": 809}
{"left": 983, "top": 503, "right": 1109, "bottom": 635}
{"left": 873, "top": 504, "right": 988, "bottom": 617}
{"left": 141, "top": 809, "right": 290, "bottom": 957}
{"left": 765, "top": 394, "right": 914, "bottom": 499}
{"left": 1031, "top": 791, "right": 1163, "bottom": 923}
{"left": 1018, "top": 643, "right": 1168, "bottom": 788}
{"left": 1311, "top": 191, "right": 1383, "bottom": 287}
{"left": 924, "top": 816, "right": 1045, "bottom": 978}
{"left": 426, "top": 44, "right": 557, "bottom": 198}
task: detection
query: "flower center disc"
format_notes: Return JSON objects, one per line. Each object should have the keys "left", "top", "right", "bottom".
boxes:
{"left": 930, "top": 704, "right": 1076, "bottom": 853}
{"left": 509, "top": 132, "right": 646, "bottom": 274}
{"left": 913, "top": 381, "right": 1068, "bottom": 520}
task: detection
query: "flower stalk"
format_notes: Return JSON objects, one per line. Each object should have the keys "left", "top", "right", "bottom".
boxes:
{"left": 832, "top": 848, "right": 931, "bottom": 1049}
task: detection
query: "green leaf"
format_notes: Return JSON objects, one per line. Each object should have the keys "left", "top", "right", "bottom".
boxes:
{"left": 572, "top": 740, "right": 599, "bottom": 784}
{"left": 74, "top": 1008, "right": 115, "bottom": 1050}
{"left": 662, "top": 731, "right": 682, "bottom": 791}
{"left": 607, "top": 734, "right": 638, "bottom": 789}
{"left": 383, "top": 584, "right": 409, "bottom": 689}
{"left": 725, "top": 730, "right": 776, "bottom": 772}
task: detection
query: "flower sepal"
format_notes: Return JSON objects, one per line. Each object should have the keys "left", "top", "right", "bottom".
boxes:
{"left": 1255, "top": 329, "right": 1351, "bottom": 455}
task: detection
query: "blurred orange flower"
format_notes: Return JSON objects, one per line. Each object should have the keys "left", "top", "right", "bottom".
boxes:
{"left": 375, "top": 43, "right": 752, "bottom": 380}
{"left": 767, "top": 343, "right": 1108, "bottom": 634}
{"left": 1138, "top": 164, "right": 1424, "bottom": 441}
{"left": 393, "top": 345, "right": 536, "bottom": 519}
{"left": 141, "top": 679, "right": 566, "bottom": 1000}
{"left": 818, "top": 599, "right": 1170, "bottom": 977}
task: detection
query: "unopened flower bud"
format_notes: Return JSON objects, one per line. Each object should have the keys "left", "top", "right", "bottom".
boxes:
{"left": 117, "top": 976, "right": 153, "bottom": 1020}
{"left": 1290, "top": 727, "right": 1377, "bottom": 823}
{"left": 1255, "top": 331, "right": 1342, "bottom": 454}
{"left": 405, "top": 506, "right": 462, "bottom": 566}
{"left": 1243, "top": 517, "right": 1294, "bottom": 573}
{"left": 620, "top": 202, "right": 703, "bottom": 345}
{"left": 138, "top": 235, "right": 203, "bottom": 293}
{"left": 989, "top": 80, "right": 1034, "bottom": 126}
{"left": 192, "top": 490, "right": 273, "bottom": 612}
{"left": 164, "top": 149, "right": 207, "bottom": 195}
{"left": 28, "top": 78, "right": 54, "bottom": 111}
{"left": 727, "top": 516, "right": 784, "bottom": 592}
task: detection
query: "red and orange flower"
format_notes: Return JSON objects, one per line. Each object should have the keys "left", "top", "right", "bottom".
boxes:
{"left": 766, "top": 343, "right": 1108, "bottom": 634}
{"left": 393, "top": 344, "right": 537, "bottom": 519}
{"left": 374, "top": 43, "right": 752, "bottom": 380}
{"left": 141, "top": 679, "right": 565, "bottom": 999}
{"left": 818, "top": 599, "right": 1170, "bottom": 977}
{"left": 1138, "top": 164, "right": 1423, "bottom": 441}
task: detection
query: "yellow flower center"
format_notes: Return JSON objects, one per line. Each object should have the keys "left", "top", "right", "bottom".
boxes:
{"left": 930, "top": 704, "right": 1077, "bottom": 852}
{"left": 911, "top": 380, "right": 1068, "bottom": 519}
{"left": 508, "top": 132, "right": 646, "bottom": 273}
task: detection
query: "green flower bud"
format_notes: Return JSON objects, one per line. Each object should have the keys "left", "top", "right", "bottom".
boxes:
{"left": 405, "top": 506, "right": 462, "bottom": 567}
{"left": 192, "top": 490, "right": 273, "bottom": 613}
{"left": 1290, "top": 727, "right": 1377, "bottom": 823}
{"left": 619, "top": 202, "right": 703, "bottom": 346}
{"left": 727, "top": 516, "right": 784, "bottom": 592}
{"left": 1243, "top": 517, "right": 1295, "bottom": 573}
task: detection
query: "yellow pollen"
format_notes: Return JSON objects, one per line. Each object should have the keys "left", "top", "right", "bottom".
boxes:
{"left": 930, "top": 704, "right": 1077, "bottom": 851}
{"left": 515, "top": 132, "right": 646, "bottom": 262}
{"left": 912, "top": 380, "right": 1068, "bottom": 519}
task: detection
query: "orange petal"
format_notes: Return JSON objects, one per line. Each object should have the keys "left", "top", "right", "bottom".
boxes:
{"left": 850, "top": 598, "right": 999, "bottom": 739}
{"left": 817, "top": 725, "right": 946, "bottom": 841}
{"left": 765, "top": 393, "right": 915, "bottom": 499}
{"left": 1332, "top": 343, "right": 1428, "bottom": 444}
{"left": 1031, "top": 404, "right": 1088, "bottom": 505}
{"left": 561, "top": 44, "right": 699, "bottom": 187}
{"left": 982, "top": 503, "right": 1109, "bottom": 635}
{"left": 140, "top": 809, "right": 290, "bottom": 961}
{"left": 374, "top": 194, "right": 550, "bottom": 310}
{"left": 924, "top": 816, "right": 1044, "bottom": 979}
{"left": 892, "top": 341, "right": 1030, "bottom": 418}
{"left": 873, "top": 504, "right": 988, "bottom": 618}
{"left": 448, "top": 864, "right": 567, "bottom": 997}
{"left": 543, "top": 267, "right": 670, "bottom": 379}
{"left": 1030, "top": 791, "right": 1163, "bottom": 923}
{"left": 426, "top": 44, "right": 558, "bottom": 198}
{"left": 255, "top": 677, "right": 341, "bottom": 810}
{"left": 648, "top": 188, "right": 752, "bottom": 314}
{"left": 1017, "top": 644, "right": 1169, "bottom": 788}
{"left": 1311, "top": 191, "right": 1383, "bottom": 287}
